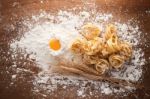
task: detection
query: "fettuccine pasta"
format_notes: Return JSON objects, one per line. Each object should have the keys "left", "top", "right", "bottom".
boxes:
{"left": 109, "top": 54, "right": 124, "bottom": 69}
{"left": 69, "top": 23, "right": 132, "bottom": 75}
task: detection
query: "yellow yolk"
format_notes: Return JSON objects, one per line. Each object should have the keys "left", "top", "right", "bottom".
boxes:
{"left": 49, "top": 38, "right": 61, "bottom": 51}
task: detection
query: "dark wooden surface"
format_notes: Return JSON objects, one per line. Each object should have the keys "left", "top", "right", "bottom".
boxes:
{"left": 0, "top": 0, "right": 150, "bottom": 99}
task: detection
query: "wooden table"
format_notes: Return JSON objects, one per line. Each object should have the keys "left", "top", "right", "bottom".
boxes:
{"left": 0, "top": 0, "right": 150, "bottom": 99}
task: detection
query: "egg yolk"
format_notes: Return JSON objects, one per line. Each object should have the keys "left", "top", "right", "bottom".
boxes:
{"left": 49, "top": 38, "right": 61, "bottom": 51}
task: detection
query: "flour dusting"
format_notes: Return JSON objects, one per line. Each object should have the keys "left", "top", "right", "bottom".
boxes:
{"left": 10, "top": 10, "right": 146, "bottom": 97}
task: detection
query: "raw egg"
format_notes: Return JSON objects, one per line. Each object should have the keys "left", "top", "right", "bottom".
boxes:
{"left": 49, "top": 38, "right": 61, "bottom": 51}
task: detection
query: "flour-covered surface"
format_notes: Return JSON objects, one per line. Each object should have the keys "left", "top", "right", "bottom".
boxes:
{"left": 0, "top": 0, "right": 150, "bottom": 99}
{"left": 8, "top": 10, "right": 147, "bottom": 98}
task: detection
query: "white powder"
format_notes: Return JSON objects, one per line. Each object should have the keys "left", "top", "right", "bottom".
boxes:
{"left": 12, "top": 2, "right": 20, "bottom": 7}
{"left": 10, "top": 10, "right": 146, "bottom": 97}
{"left": 12, "top": 74, "right": 17, "bottom": 80}
{"left": 77, "top": 89, "right": 85, "bottom": 97}
{"left": 146, "top": 10, "right": 150, "bottom": 14}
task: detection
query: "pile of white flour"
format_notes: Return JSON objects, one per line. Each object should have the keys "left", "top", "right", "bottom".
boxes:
{"left": 10, "top": 10, "right": 146, "bottom": 97}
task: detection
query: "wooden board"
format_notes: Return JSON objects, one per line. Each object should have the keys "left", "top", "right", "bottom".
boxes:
{"left": 0, "top": 0, "right": 150, "bottom": 99}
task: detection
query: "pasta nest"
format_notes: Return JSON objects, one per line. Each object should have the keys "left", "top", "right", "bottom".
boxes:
{"left": 70, "top": 23, "right": 132, "bottom": 75}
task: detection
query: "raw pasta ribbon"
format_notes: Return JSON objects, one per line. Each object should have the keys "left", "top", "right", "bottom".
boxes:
{"left": 70, "top": 23, "right": 132, "bottom": 75}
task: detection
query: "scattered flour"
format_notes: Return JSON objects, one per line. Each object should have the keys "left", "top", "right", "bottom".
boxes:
{"left": 146, "top": 10, "right": 150, "bottom": 14}
{"left": 12, "top": 74, "right": 17, "bottom": 79}
{"left": 12, "top": 2, "right": 20, "bottom": 7}
{"left": 10, "top": 10, "right": 146, "bottom": 97}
